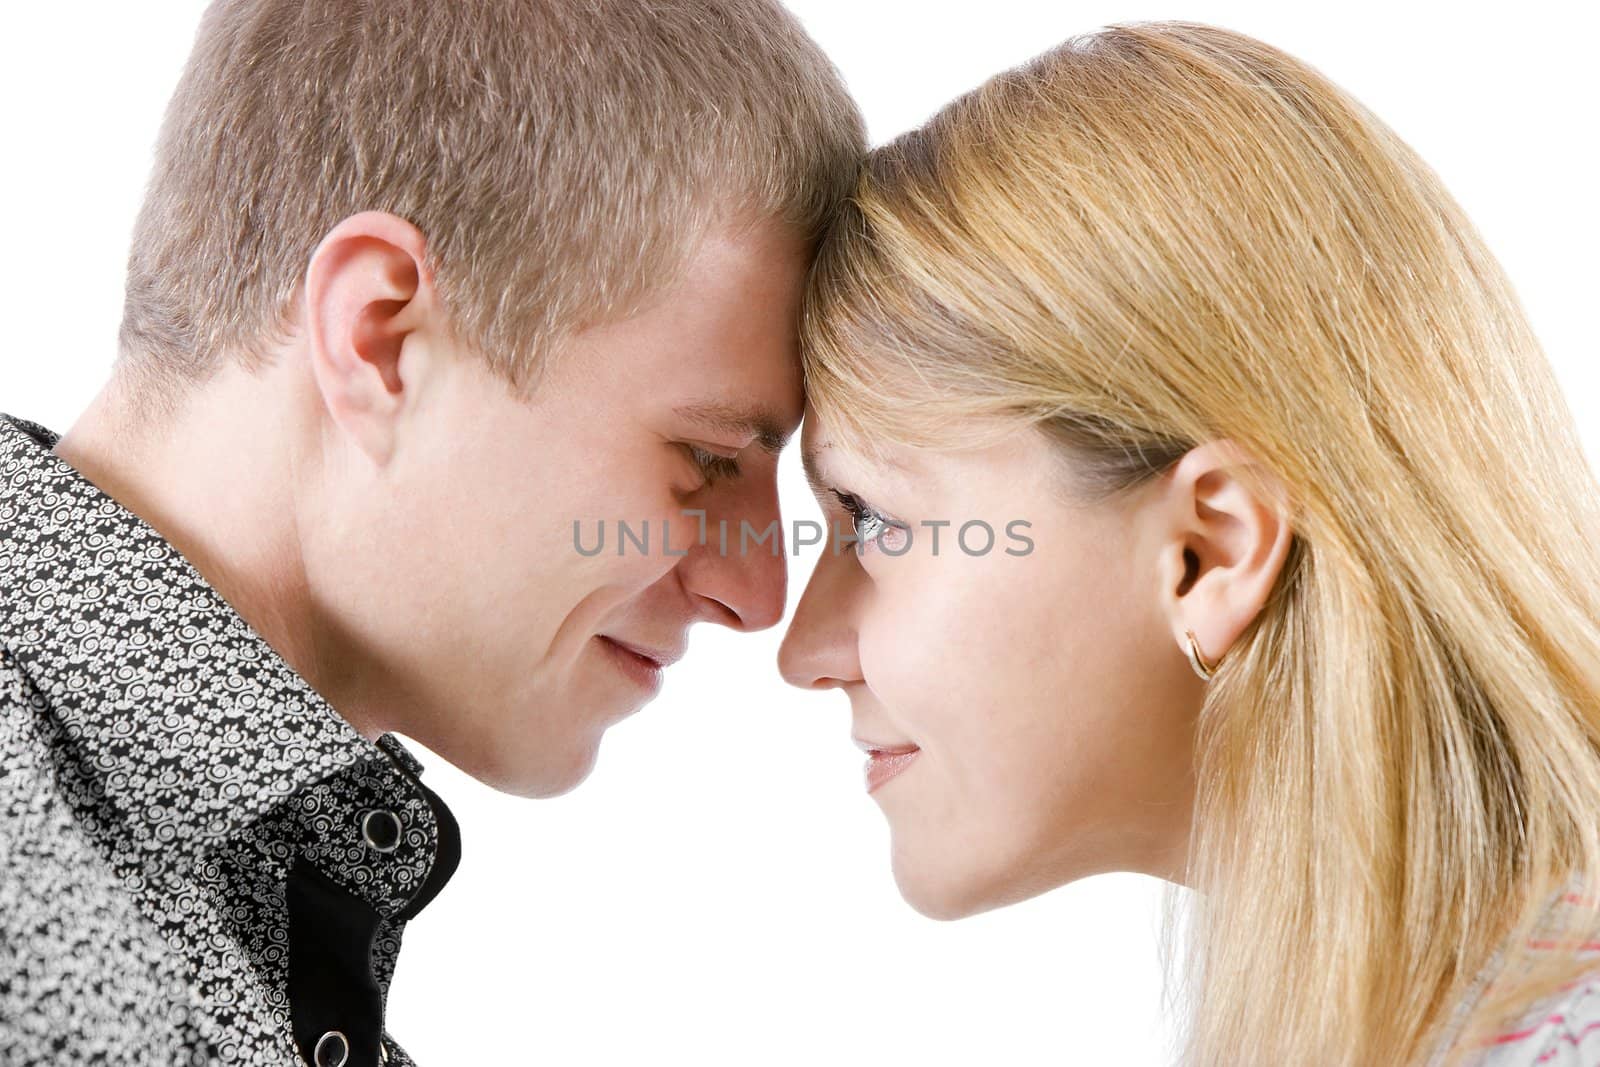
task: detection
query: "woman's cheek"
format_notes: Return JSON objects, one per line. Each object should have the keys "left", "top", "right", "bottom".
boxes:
{"left": 855, "top": 623, "right": 896, "bottom": 697}
{"left": 860, "top": 616, "right": 948, "bottom": 725}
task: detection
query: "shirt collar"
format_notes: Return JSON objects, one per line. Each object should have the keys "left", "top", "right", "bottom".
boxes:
{"left": 0, "top": 410, "right": 414, "bottom": 855}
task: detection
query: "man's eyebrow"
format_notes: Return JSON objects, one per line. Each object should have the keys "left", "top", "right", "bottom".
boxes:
{"left": 672, "top": 401, "right": 791, "bottom": 455}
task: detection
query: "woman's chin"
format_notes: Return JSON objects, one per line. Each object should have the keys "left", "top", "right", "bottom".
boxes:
{"left": 892, "top": 852, "right": 1008, "bottom": 922}
{"left": 891, "top": 840, "right": 1079, "bottom": 921}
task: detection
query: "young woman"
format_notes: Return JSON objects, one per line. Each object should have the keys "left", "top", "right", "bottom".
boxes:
{"left": 778, "top": 21, "right": 1600, "bottom": 1066}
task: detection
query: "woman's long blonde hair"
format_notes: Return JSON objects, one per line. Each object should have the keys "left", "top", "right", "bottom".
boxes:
{"left": 801, "top": 20, "right": 1600, "bottom": 1065}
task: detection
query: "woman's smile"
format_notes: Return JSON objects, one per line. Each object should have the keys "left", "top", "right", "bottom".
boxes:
{"left": 855, "top": 739, "right": 923, "bottom": 793}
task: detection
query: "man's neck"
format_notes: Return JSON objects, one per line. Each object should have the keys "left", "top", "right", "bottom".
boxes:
{"left": 49, "top": 364, "right": 382, "bottom": 739}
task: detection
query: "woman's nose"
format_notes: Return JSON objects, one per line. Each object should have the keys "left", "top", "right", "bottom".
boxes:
{"left": 777, "top": 549, "right": 863, "bottom": 690}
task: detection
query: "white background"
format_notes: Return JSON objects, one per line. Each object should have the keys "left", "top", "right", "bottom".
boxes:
{"left": 2, "top": 3, "right": 1595, "bottom": 1065}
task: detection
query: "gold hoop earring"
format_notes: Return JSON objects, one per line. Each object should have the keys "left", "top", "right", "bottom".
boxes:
{"left": 1185, "top": 628, "right": 1218, "bottom": 681}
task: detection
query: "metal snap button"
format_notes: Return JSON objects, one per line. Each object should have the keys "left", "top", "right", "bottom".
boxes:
{"left": 361, "top": 809, "right": 402, "bottom": 853}
{"left": 313, "top": 1030, "right": 350, "bottom": 1067}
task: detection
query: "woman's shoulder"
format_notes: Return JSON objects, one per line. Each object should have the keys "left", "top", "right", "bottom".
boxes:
{"left": 1470, "top": 972, "right": 1600, "bottom": 1066}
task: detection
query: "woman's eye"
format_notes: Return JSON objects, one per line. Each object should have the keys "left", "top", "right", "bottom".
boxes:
{"left": 682, "top": 444, "right": 742, "bottom": 485}
{"left": 831, "top": 490, "right": 904, "bottom": 551}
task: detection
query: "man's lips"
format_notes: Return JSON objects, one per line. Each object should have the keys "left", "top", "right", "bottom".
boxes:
{"left": 596, "top": 635, "right": 681, "bottom": 695}
{"left": 600, "top": 636, "right": 684, "bottom": 671}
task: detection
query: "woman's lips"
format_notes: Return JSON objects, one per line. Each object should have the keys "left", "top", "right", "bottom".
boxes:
{"left": 863, "top": 746, "right": 921, "bottom": 793}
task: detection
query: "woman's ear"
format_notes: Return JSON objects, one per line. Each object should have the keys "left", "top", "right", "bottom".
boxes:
{"left": 1154, "top": 438, "right": 1294, "bottom": 672}
{"left": 302, "top": 210, "right": 437, "bottom": 467}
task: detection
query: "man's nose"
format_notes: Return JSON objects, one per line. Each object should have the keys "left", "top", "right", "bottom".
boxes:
{"left": 677, "top": 474, "right": 788, "bottom": 632}
{"left": 777, "top": 546, "right": 861, "bottom": 690}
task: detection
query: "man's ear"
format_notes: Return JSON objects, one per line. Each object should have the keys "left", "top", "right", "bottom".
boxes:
{"left": 302, "top": 210, "right": 437, "bottom": 467}
{"left": 1153, "top": 438, "right": 1294, "bottom": 673}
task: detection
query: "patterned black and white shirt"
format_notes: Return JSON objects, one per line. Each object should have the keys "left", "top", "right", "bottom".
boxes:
{"left": 0, "top": 412, "right": 461, "bottom": 1067}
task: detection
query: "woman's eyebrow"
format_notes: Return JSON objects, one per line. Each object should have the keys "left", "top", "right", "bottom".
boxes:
{"left": 803, "top": 440, "right": 914, "bottom": 497}
{"left": 801, "top": 444, "right": 836, "bottom": 496}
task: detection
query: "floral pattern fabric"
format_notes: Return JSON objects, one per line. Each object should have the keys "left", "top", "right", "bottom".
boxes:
{"left": 1, "top": 412, "right": 460, "bottom": 1066}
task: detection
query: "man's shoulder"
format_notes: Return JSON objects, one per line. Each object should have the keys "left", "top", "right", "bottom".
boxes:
{"left": 0, "top": 648, "right": 154, "bottom": 986}
{"left": 0, "top": 653, "right": 205, "bottom": 1065}
{"left": 0, "top": 646, "right": 65, "bottom": 825}
{"left": 0, "top": 817, "right": 200, "bottom": 1065}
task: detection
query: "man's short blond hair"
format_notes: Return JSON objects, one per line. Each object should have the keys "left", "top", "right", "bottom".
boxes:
{"left": 118, "top": 0, "right": 865, "bottom": 408}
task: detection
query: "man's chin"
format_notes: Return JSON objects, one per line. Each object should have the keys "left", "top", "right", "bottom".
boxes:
{"left": 455, "top": 683, "right": 645, "bottom": 797}
{"left": 476, "top": 737, "right": 603, "bottom": 799}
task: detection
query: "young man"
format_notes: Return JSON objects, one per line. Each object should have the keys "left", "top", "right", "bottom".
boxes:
{"left": 0, "top": 2, "right": 864, "bottom": 1064}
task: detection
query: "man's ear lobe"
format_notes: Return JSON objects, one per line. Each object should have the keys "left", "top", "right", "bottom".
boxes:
{"left": 302, "top": 211, "right": 435, "bottom": 466}
{"left": 1159, "top": 438, "right": 1294, "bottom": 668}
